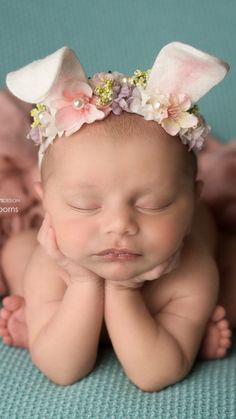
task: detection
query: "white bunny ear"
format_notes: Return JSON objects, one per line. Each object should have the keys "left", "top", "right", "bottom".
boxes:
{"left": 146, "top": 42, "right": 230, "bottom": 102}
{"left": 6, "top": 47, "right": 88, "bottom": 104}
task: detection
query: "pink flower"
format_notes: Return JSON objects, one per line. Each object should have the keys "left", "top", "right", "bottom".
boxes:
{"left": 129, "top": 88, "right": 198, "bottom": 137}
{"left": 161, "top": 94, "right": 198, "bottom": 136}
{"left": 51, "top": 80, "right": 105, "bottom": 136}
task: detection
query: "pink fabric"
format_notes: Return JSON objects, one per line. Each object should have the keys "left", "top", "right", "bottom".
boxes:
{"left": 0, "top": 89, "right": 43, "bottom": 285}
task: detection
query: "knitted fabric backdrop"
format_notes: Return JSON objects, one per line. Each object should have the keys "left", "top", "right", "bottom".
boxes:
{"left": 0, "top": 1, "right": 236, "bottom": 418}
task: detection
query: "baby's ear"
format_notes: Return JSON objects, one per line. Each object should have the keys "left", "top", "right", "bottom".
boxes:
{"left": 33, "top": 181, "right": 43, "bottom": 200}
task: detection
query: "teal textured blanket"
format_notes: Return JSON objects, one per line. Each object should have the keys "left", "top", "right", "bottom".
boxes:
{"left": 0, "top": 334, "right": 236, "bottom": 419}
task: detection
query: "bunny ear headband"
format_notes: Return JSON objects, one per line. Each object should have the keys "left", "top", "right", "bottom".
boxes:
{"left": 6, "top": 42, "right": 229, "bottom": 167}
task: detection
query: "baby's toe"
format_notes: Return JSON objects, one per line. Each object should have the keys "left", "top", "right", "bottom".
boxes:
{"left": 221, "top": 329, "right": 232, "bottom": 338}
{"left": 2, "top": 295, "right": 23, "bottom": 311}
{"left": 0, "top": 308, "right": 11, "bottom": 321}
{"left": 0, "top": 327, "right": 9, "bottom": 337}
{"left": 218, "top": 319, "right": 230, "bottom": 330}
{"left": 215, "top": 347, "right": 227, "bottom": 358}
{"left": 2, "top": 335, "right": 13, "bottom": 346}
{"left": 0, "top": 318, "right": 7, "bottom": 327}
{"left": 211, "top": 306, "right": 226, "bottom": 322}
{"left": 220, "top": 337, "right": 231, "bottom": 349}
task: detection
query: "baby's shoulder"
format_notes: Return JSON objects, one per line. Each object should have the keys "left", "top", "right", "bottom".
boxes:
{"left": 23, "top": 244, "right": 67, "bottom": 305}
{"left": 143, "top": 234, "right": 219, "bottom": 316}
{"left": 29, "top": 243, "right": 59, "bottom": 270}
{"left": 151, "top": 233, "right": 217, "bottom": 297}
{"left": 170, "top": 233, "right": 219, "bottom": 296}
{"left": 24, "top": 243, "right": 68, "bottom": 286}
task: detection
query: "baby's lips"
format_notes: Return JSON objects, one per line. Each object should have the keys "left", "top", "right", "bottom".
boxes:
{"left": 97, "top": 247, "right": 141, "bottom": 256}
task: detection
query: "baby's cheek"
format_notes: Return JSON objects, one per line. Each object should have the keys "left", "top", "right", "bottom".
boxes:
{"left": 148, "top": 222, "right": 176, "bottom": 251}
{"left": 54, "top": 217, "right": 95, "bottom": 259}
{"left": 148, "top": 215, "right": 190, "bottom": 255}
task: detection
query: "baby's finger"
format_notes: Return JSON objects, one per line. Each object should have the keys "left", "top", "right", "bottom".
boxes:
{"left": 37, "top": 214, "right": 64, "bottom": 261}
{"left": 37, "top": 213, "right": 53, "bottom": 246}
{"left": 42, "top": 212, "right": 53, "bottom": 228}
{"left": 46, "top": 226, "right": 64, "bottom": 260}
{"left": 37, "top": 216, "right": 49, "bottom": 245}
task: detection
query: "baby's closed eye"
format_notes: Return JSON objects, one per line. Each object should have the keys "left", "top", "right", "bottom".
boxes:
{"left": 67, "top": 202, "right": 101, "bottom": 212}
{"left": 135, "top": 194, "right": 175, "bottom": 212}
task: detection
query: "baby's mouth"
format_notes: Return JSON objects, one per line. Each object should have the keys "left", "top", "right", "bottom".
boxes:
{"left": 96, "top": 248, "right": 142, "bottom": 260}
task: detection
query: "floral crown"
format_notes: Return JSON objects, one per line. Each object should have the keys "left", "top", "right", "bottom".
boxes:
{"left": 6, "top": 42, "right": 229, "bottom": 166}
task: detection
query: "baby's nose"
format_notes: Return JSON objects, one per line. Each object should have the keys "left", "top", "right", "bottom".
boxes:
{"left": 101, "top": 207, "right": 139, "bottom": 236}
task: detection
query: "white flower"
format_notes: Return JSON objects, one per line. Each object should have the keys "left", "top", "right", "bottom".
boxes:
{"left": 129, "top": 88, "right": 198, "bottom": 136}
{"left": 129, "top": 86, "right": 167, "bottom": 122}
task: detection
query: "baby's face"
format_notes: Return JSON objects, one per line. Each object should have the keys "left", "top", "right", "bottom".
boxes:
{"left": 42, "top": 123, "right": 196, "bottom": 282}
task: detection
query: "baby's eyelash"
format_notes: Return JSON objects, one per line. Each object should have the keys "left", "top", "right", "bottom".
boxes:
{"left": 136, "top": 202, "right": 173, "bottom": 211}
{"left": 68, "top": 204, "right": 100, "bottom": 212}
{"left": 67, "top": 201, "right": 173, "bottom": 213}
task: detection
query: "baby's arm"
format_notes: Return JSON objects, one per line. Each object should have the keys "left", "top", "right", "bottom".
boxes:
{"left": 104, "top": 235, "right": 219, "bottom": 392}
{"left": 24, "top": 246, "right": 104, "bottom": 385}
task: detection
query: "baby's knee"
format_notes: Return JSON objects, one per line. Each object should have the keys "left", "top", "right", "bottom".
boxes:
{"left": 1, "top": 228, "right": 38, "bottom": 283}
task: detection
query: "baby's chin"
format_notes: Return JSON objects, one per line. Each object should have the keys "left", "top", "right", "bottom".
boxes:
{"left": 89, "top": 261, "right": 149, "bottom": 283}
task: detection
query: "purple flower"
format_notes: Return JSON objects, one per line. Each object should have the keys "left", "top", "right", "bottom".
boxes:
{"left": 179, "top": 114, "right": 210, "bottom": 152}
{"left": 112, "top": 84, "right": 134, "bottom": 115}
{"left": 27, "top": 127, "right": 42, "bottom": 145}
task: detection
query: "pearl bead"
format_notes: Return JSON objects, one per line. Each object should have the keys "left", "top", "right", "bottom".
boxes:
{"left": 73, "top": 98, "right": 84, "bottom": 109}
{"left": 38, "top": 112, "right": 44, "bottom": 121}
{"left": 122, "top": 77, "right": 128, "bottom": 84}
{"left": 153, "top": 101, "right": 161, "bottom": 110}
{"left": 38, "top": 111, "right": 50, "bottom": 125}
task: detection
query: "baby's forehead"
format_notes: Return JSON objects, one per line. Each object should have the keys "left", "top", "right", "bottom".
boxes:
{"left": 41, "top": 113, "right": 192, "bottom": 183}
{"left": 54, "top": 113, "right": 181, "bottom": 154}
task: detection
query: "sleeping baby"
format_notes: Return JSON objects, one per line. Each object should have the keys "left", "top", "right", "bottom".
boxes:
{"left": 0, "top": 42, "right": 233, "bottom": 392}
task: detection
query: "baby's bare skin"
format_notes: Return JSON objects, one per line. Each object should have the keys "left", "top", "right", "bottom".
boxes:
{"left": 0, "top": 114, "right": 233, "bottom": 391}
{"left": 0, "top": 212, "right": 231, "bottom": 389}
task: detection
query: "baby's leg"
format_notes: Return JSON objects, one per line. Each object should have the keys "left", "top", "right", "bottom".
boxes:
{"left": 1, "top": 228, "right": 38, "bottom": 296}
{"left": 198, "top": 305, "right": 231, "bottom": 359}
{"left": 217, "top": 232, "right": 236, "bottom": 328}
{"left": 199, "top": 231, "right": 236, "bottom": 358}
{"left": 0, "top": 229, "right": 38, "bottom": 347}
{"left": 193, "top": 203, "right": 232, "bottom": 358}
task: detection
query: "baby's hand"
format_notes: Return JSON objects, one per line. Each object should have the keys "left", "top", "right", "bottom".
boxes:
{"left": 104, "top": 267, "right": 162, "bottom": 290}
{"left": 105, "top": 267, "right": 162, "bottom": 290}
{"left": 105, "top": 256, "right": 178, "bottom": 290}
{"left": 37, "top": 212, "right": 102, "bottom": 284}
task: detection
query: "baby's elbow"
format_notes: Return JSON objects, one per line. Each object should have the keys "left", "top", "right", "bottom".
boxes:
{"left": 133, "top": 381, "right": 163, "bottom": 393}
{"left": 130, "top": 375, "right": 172, "bottom": 393}
{"left": 48, "top": 365, "right": 91, "bottom": 386}
{"left": 132, "top": 370, "right": 188, "bottom": 393}
{"left": 49, "top": 369, "right": 91, "bottom": 386}
{"left": 129, "top": 354, "right": 190, "bottom": 393}
{"left": 31, "top": 349, "right": 95, "bottom": 386}
{"left": 40, "top": 363, "right": 94, "bottom": 386}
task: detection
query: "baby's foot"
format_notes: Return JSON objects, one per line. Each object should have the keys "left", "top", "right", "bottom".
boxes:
{"left": 199, "top": 305, "right": 232, "bottom": 359}
{"left": 0, "top": 295, "right": 28, "bottom": 348}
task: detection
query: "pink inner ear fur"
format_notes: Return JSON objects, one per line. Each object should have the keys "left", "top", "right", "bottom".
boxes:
{"left": 178, "top": 59, "right": 209, "bottom": 88}
{"left": 146, "top": 42, "right": 229, "bottom": 103}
